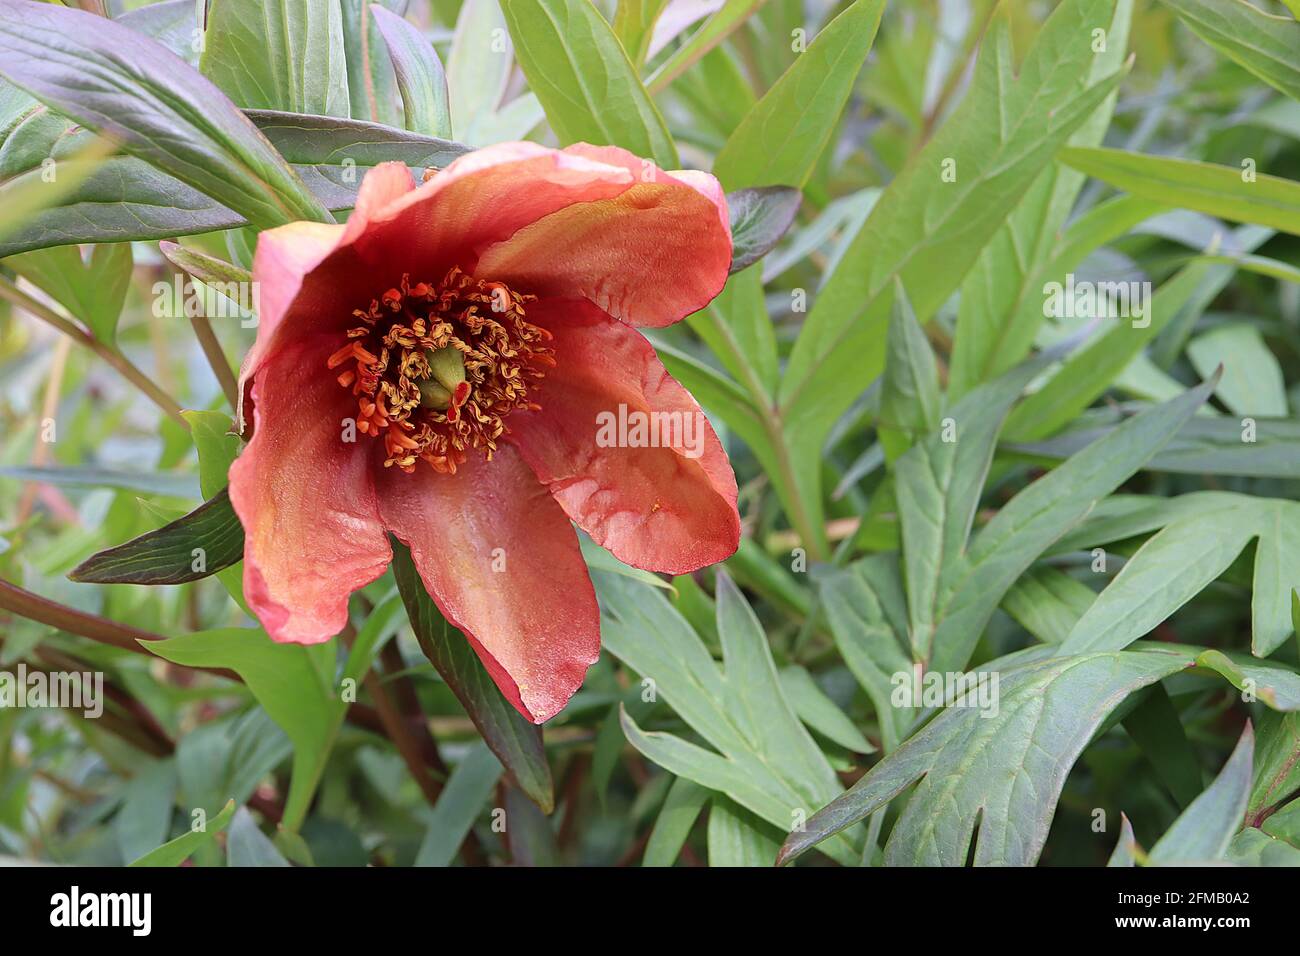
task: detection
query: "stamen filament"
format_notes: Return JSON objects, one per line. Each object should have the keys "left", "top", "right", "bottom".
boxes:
{"left": 327, "top": 267, "right": 552, "bottom": 474}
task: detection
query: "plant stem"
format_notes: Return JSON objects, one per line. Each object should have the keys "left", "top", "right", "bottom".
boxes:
{"left": 1, "top": 577, "right": 165, "bottom": 654}
{"left": 189, "top": 314, "right": 240, "bottom": 408}
{"left": 18, "top": 336, "right": 71, "bottom": 522}
{"left": 693, "top": 309, "right": 831, "bottom": 560}
{"left": 379, "top": 640, "right": 448, "bottom": 773}
{"left": 0, "top": 577, "right": 235, "bottom": 678}
{"left": 364, "top": 667, "right": 444, "bottom": 805}
{"left": 0, "top": 278, "right": 189, "bottom": 429}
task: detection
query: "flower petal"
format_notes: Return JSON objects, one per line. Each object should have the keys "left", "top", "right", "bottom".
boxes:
{"left": 562, "top": 144, "right": 730, "bottom": 229}
{"left": 377, "top": 444, "right": 600, "bottom": 724}
{"left": 474, "top": 147, "right": 732, "bottom": 328}
{"left": 229, "top": 335, "right": 392, "bottom": 644}
{"left": 343, "top": 142, "right": 639, "bottom": 276}
{"left": 239, "top": 220, "right": 346, "bottom": 429}
{"left": 240, "top": 147, "right": 641, "bottom": 429}
{"left": 508, "top": 299, "right": 740, "bottom": 574}
{"left": 340, "top": 160, "right": 416, "bottom": 242}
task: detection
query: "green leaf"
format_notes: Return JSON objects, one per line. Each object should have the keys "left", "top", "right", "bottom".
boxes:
{"left": 777, "top": 647, "right": 1193, "bottom": 866}
{"left": 503, "top": 784, "right": 561, "bottom": 866}
{"left": 726, "top": 536, "right": 812, "bottom": 620}
{"left": 0, "top": 127, "right": 118, "bottom": 250}
{"left": 341, "top": 0, "right": 404, "bottom": 126}
{"left": 226, "top": 806, "right": 291, "bottom": 867}
{"left": 1002, "top": 258, "right": 1214, "bottom": 441}
{"left": 1005, "top": 414, "right": 1300, "bottom": 478}
{"left": 1123, "top": 686, "right": 1204, "bottom": 808}
{"left": 643, "top": 776, "right": 709, "bottom": 866}
{"left": 115, "top": 758, "right": 178, "bottom": 864}
{"left": 116, "top": 0, "right": 202, "bottom": 65}
{"left": 711, "top": 0, "right": 884, "bottom": 191}
{"left": 591, "top": 693, "right": 639, "bottom": 809}
{"left": 777, "top": 0, "right": 1130, "bottom": 539}
{"left": 601, "top": 569, "right": 862, "bottom": 865}
{"left": 201, "top": 0, "right": 350, "bottom": 116}
{"left": 4, "top": 242, "right": 132, "bottom": 345}
{"left": 0, "top": 465, "right": 197, "bottom": 499}
{"left": 948, "top": 0, "right": 1136, "bottom": 396}
{"left": 920, "top": 378, "right": 1213, "bottom": 672}
{"left": 0, "top": 110, "right": 468, "bottom": 257}
{"left": 877, "top": 279, "right": 941, "bottom": 463}
{"left": 501, "top": 0, "right": 678, "bottom": 168}
{"left": 1060, "top": 497, "right": 1300, "bottom": 658}
{"left": 245, "top": 108, "right": 469, "bottom": 206}
{"left": 1159, "top": 0, "right": 1300, "bottom": 104}
{"left": 1148, "top": 723, "right": 1253, "bottom": 864}
{"left": 1001, "top": 566, "right": 1097, "bottom": 644}
{"left": 273, "top": 826, "right": 317, "bottom": 867}
{"left": 707, "top": 797, "right": 782, "bottom": 866}
{"left": 726, "top": 186, "right": 801, "bottom": 274}
{"left": 145, "top": 629, "right": 345, "bottom": 832}
{"left": 392, "top": 542, "right": 554, "bottom": 813}
{"left": 1059, "top": 507, "right": 1257, "bottom": 654}
{"left": 173, "top": 711, "right": 291, "bottom": 822}
{"left": 579, "top": 536, "right": 674, "bottom": 591}
{"left": 0, "top": 0, "right": 330, "bottom": 228}
{"left": 683, "top": 266, "right": 777, "bottom": 409}
{"left": 183, "top": 410, "right": 242, "bottom": 499}
{"left": 613, "top": 0, "right": 670, "bottom": 70}
{"left": 893, "top": 357, "right": 1049, "bottom": 663}
{"left": 778, "top": 665, "right": 876, "bottom": 754}
{"left": 1187, "top": 323, "right": 1289, "bottom": 417}
{"left": 161, "top": 242, "right": 252, "bottom": 291}
{"left": 1106, "top": 812, "right": 1138, "bottom": 866}
{"left": 1060, "top": 148, "right": 1300, "bottom": 236}
{"left": 68, "top": 489, "right": 244, "bottom": 586}
{"left": 129, "top": 799, "right": 236, "bottom": 867}
{"left": 1248, "top": 710, "right": 1300, "bottom": 824}
{"left": 1227, "top": 823, "right": 1300, "bottom": 866}
{"left": 646, "top": 0, "right": 765, "bottom": 94}
{"left": 818, "top": 554, "right": 917, "bottom": 752}
{"left": 371, "top": 6, "right": 452, "bottom": 139}
{"left": 184, "top": 408, "right": 248, "bottom": 612}
{"left": 1195, "top": 649, "right": 1300, "bottom": 711}
{"left": 415, "top": 743, "right": 503, "bottom": 867}
{"left": 340, "top": 589, "right": 407, "bottom": 689}
{"left": 446, "top": 0, "right": 512, "bottom": 142}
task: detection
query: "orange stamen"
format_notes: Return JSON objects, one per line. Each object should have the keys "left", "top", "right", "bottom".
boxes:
{"left": 324, "top": 267, "right": 552, "bottom": 474}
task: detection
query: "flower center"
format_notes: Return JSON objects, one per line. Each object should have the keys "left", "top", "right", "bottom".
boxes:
{"left": 327, "top": 267, "right": 553, "bottom": 474}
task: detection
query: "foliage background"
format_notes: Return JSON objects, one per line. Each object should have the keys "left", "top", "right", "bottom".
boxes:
{"left": 0, "top": 0, "right": 1298, "bottom": 867}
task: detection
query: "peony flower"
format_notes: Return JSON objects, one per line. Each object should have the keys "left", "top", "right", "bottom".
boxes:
{"left": 229, "top": 143, "right": 741, "bottom": 723}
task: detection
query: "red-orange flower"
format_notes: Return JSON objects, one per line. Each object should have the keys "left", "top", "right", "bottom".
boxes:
{"left": 229, "top": 143, "right": 740, "bottom": 723}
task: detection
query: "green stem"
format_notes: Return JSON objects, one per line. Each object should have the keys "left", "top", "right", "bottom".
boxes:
{"left": 694, "top": 309, "right": 830, "bottom": 561}
{"left": 0, "top": 577, "right": 236, "bottom": 680}
{"left": 0, "top": 278, "right": 189, "bottom": 429}
{"left": 189, "top": 315, "right": 240, "bottom": 409}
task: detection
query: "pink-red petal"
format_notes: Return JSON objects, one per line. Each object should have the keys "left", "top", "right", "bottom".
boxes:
{"left": 240, "top": 147, "right": 643, "bottom": 428}
{"left": 376, "top": 444, "right": 600, "bottom": 724}
{"left": 239, "top": 221, "right": 346, "bottom": 430}
{"left": 228, "top": 335, "right": 392, "bottom": 644}
{"left": 508, "top": 299, "right": 740, "bottom": 575}
{"left": 474, "top": 146, "right": 732, "bottom": 328}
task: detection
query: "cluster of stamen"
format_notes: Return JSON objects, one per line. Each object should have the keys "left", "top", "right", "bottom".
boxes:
{"left": 327, "top": 267, "right": 553, "bottom": 474}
